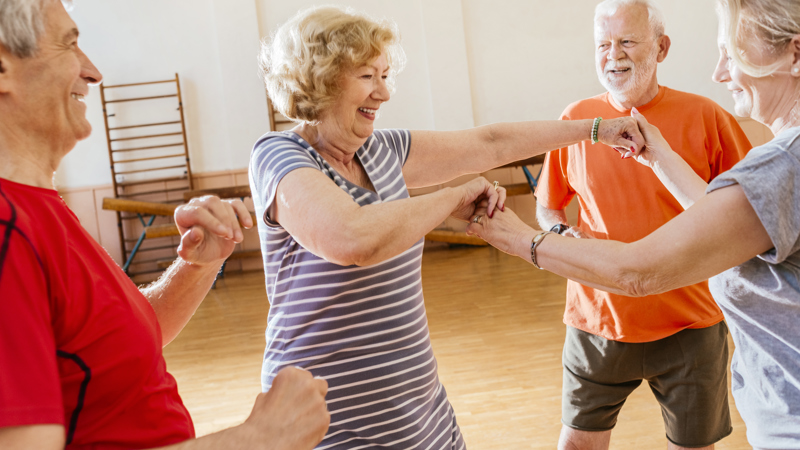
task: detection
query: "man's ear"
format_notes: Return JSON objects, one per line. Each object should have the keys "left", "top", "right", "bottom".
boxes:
{"left": 656, "top": 34, "right": 671, "bottom": 63}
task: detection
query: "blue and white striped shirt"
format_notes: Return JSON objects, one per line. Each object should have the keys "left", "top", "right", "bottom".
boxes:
{"left": 249, "top": 129, "right": 465, "bottom": 449}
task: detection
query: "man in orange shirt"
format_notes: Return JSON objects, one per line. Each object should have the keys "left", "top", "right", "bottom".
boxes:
{"left": 535, "top": 1, "right": 751, "bottom": 449}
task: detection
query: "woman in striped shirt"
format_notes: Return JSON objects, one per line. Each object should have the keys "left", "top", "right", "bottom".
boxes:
{"left": 251, "top": 6, "right": 643, "bottom": 449}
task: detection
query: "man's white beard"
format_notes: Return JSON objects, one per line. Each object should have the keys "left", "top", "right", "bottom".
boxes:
{"left": 598, "top": 48, "right": 658, "bottom": 103}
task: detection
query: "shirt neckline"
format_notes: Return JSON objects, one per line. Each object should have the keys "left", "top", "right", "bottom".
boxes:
{"left": 282, "top": 131, "right": 380, "bottom": 200}
{"left": 604, "top": 85, "right": 667, "bottom": 114}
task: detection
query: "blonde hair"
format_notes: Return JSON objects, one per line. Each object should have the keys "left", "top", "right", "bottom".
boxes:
{"left": 258, "top": 5, "right": 406, "bottom": 123}
{"left": 718, "top": 0, "right": 800, "bottom": 77}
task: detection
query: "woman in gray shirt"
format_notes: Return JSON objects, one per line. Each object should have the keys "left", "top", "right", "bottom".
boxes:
{"left": 469, "top": 0, "right": 800, "bottom": 447}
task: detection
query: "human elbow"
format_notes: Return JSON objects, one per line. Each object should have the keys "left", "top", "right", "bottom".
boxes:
{"left": 319, "top": 228, "right": 381, "bottom": 267}
{"left": 614, "top": 268, "right": 664, "bottom": 297}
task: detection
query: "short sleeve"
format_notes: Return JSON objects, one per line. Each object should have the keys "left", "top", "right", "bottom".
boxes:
{"left": 249, "top": 134, "right": 321, "bottom": 226}
{"left": 372, "top": 129, "right": 412, "bottom": 166}
{"left": 535, "top": 147, "right": 576, "bottom": 210}
{"left": 0, "top": 230, "right": 63, "bottom": 427}
{"left": 709, "top": 109, "right": 752, "bottom": 179}
{"left": 707, "top": 139, "right": 800, "bottom": 264}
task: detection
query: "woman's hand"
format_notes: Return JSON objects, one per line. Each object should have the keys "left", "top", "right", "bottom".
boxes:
{"left": 466, "top": 203, "right": 535, "bottom": 257}
{"left": 617, "top": 107, "right": 677, "bottom": 168}
{"left": 450, "top": 177, "right": 507, "bottom": 222}
{"left": 596, "top": 116, "right": 646, "bottom": 153}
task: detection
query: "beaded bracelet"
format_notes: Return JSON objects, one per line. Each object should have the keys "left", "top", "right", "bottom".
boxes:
{"left": 591, "top": 117, "right": 603, "bottom": 144}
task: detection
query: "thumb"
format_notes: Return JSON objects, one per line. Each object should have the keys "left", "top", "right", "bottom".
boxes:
{"left": 631, "top": 106, "right": 648, "bottom": 126}
{"left": 178, "top": 226, "right": 204, "bottom": 254}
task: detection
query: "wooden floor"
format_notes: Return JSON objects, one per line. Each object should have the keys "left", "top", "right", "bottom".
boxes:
{"left": 163, "top": 245, "right": 751, "bottom": 449}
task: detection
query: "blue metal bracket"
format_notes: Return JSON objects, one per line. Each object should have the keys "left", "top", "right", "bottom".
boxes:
{"left": 521, "top": 165, "right": 544, "bottom": 194}
{"left": 123, "top": 213, "right": 157, "bottom": 274}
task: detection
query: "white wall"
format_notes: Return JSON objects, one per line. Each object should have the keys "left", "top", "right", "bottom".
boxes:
{"left": 57, "top": 0, "right": 732, "bottom": 188}
{"left": 58, "top": 0, "right": 268, "bottom": 188}
{"left": 461, "top": 0, "right": 732, "bottom": 124}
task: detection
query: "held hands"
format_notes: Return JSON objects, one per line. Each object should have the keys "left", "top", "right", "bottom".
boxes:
{"left": 241, "top": 367, "right": 329, "bottom": 450}
{"left": 596, "top": 116, "right": 646, "bottom": 154}
{"left": 174, "top": 195, "right": 254, "bottom": 267}
{"left": 610, "top": 108, "right": 676, "bottom": 168}
{"left": 450, "top": 176, "right": 507, "bottom": 222}
{"left": 465, "top": 200, "right": 532, "bottom": 256}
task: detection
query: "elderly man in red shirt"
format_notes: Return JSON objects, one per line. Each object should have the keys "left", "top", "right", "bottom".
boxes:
{"left": 0, "top": 1, "right": 329, "bottom": 449}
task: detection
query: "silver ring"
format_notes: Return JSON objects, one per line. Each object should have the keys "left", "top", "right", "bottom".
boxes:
{"left": 493, "top": 181, "right": 500, "bottom": 190}
{"left": 472, "top": 215, "right": 483, "bottom": 224}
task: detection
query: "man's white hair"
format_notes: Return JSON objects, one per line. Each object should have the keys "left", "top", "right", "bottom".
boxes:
{"left": 0, "top": 0, "right": 69, "bottom": 58}
{"left": 595, "top": 0, "right": 666, "bottom": 38}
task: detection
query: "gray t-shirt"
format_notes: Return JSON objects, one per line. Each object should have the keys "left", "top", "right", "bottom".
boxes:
{"left": 707, "top": 126, "right": 800, "bottom": 448}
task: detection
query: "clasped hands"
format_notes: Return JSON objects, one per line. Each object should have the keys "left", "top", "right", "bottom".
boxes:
{"left": 465, "top": 111, "right": 669, "bottom": 254}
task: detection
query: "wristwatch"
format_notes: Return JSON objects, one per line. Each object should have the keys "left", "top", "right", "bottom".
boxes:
{"left": 549, "top": 223, "right": 570, "bottom": 235}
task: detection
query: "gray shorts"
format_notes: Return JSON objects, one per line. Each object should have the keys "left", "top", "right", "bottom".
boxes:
{"left": 562, "top": 322, "right": 732, "bottom": 447}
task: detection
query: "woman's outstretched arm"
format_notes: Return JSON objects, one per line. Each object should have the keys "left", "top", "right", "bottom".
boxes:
{"left": 402, "top": 117, "right": 645, "bottom": 188}
{"left": 468, "top": 184, "right": 773, "bottom": 296}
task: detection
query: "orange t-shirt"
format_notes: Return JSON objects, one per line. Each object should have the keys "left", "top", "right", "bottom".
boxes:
{"left": 535, "top": 85, "right": 752, "bottom": 342}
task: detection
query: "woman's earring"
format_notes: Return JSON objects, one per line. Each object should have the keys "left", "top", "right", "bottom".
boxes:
{"left": 793, "top": 67, "right": 800, "bottom": 75}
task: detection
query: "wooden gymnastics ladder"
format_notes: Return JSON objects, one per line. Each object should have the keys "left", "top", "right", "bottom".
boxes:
{"left": 100, "top": 74, "right": 194, "bottom": 277}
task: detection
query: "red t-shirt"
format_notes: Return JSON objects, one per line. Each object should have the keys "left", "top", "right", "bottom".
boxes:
{"left": 0, "top": 178, "right": 194, "bottom": 448}
{"left": 536, "top": 86, "right": 752, "bottom": 342}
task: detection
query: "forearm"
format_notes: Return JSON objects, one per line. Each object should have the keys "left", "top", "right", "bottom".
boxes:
{"left": 407, "top": 120, "right": 593, "bottom": 188}
{"left": 330, "top": 187, "right": 463, "bottom": 266}
{"left": 487, "top": 119, "right": 594, "bottom": 167}
{"left": 153, "top": 425, "right": 264, "bottom": 450}
{"left": 141, "top": 257, "right": 223, "bottom": 346}
{"left": 507, "top": 228, "right": 636, "bottom": 296}
{"left": 651, "top": 151, "right": 709, "bottom": 209}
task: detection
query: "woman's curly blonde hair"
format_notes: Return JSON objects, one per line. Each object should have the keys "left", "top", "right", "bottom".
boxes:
{"left": 259, "top": 6, "right": 406, "bottom": 123}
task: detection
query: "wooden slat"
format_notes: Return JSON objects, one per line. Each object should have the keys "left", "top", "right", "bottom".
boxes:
{"left": 184, "top": 185, "right": 252, "bottom": 201}
{"left": 105, "top": 94, "right": 178, "bottom": 104}
{"left": 144, "top": 213, "right": 258, "bottom": 239}
{"left": 116, "top": 175, "right": 187, "bottom": 187}
{"left": 102, "top": 78, "right": 177, "bottom": 89}
{"left": 111, "top": 143, "right": 184, "bottom": 153}
{"left": 425, "top": 230, "right": 487, "bottom": 246}
{"left": 505, "top": 182, "right": 532, "bottom": 197}
{"left": 145, "top": 224, "right": 181, "bottom": 239}
{"left": 118, "top": 187, "right": 189, "bottom": 198}
{"left": 102, "top": 198, "right": 177, "bottom": 216}
{"left": 114, "top": 153, "right": 186, "bottom": 164}
{"left": 114, "top": 164, "right": 187, "bottom": 175}
{"left": 111, "top": 132, "right": 182, "bottom": 142}
{"left": 109, "top": 120, "right": 182, "bottom": 131}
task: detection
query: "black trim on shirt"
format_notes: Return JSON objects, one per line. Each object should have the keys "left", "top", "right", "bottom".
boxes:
{"left": 56, "top": 350, "right": 92, "bottom": 445}
{"left": 0, "top": 185, "right": 18, "bottom": 279}
{"left": 0, "top": 183, "right": 51, "bottom": 298}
